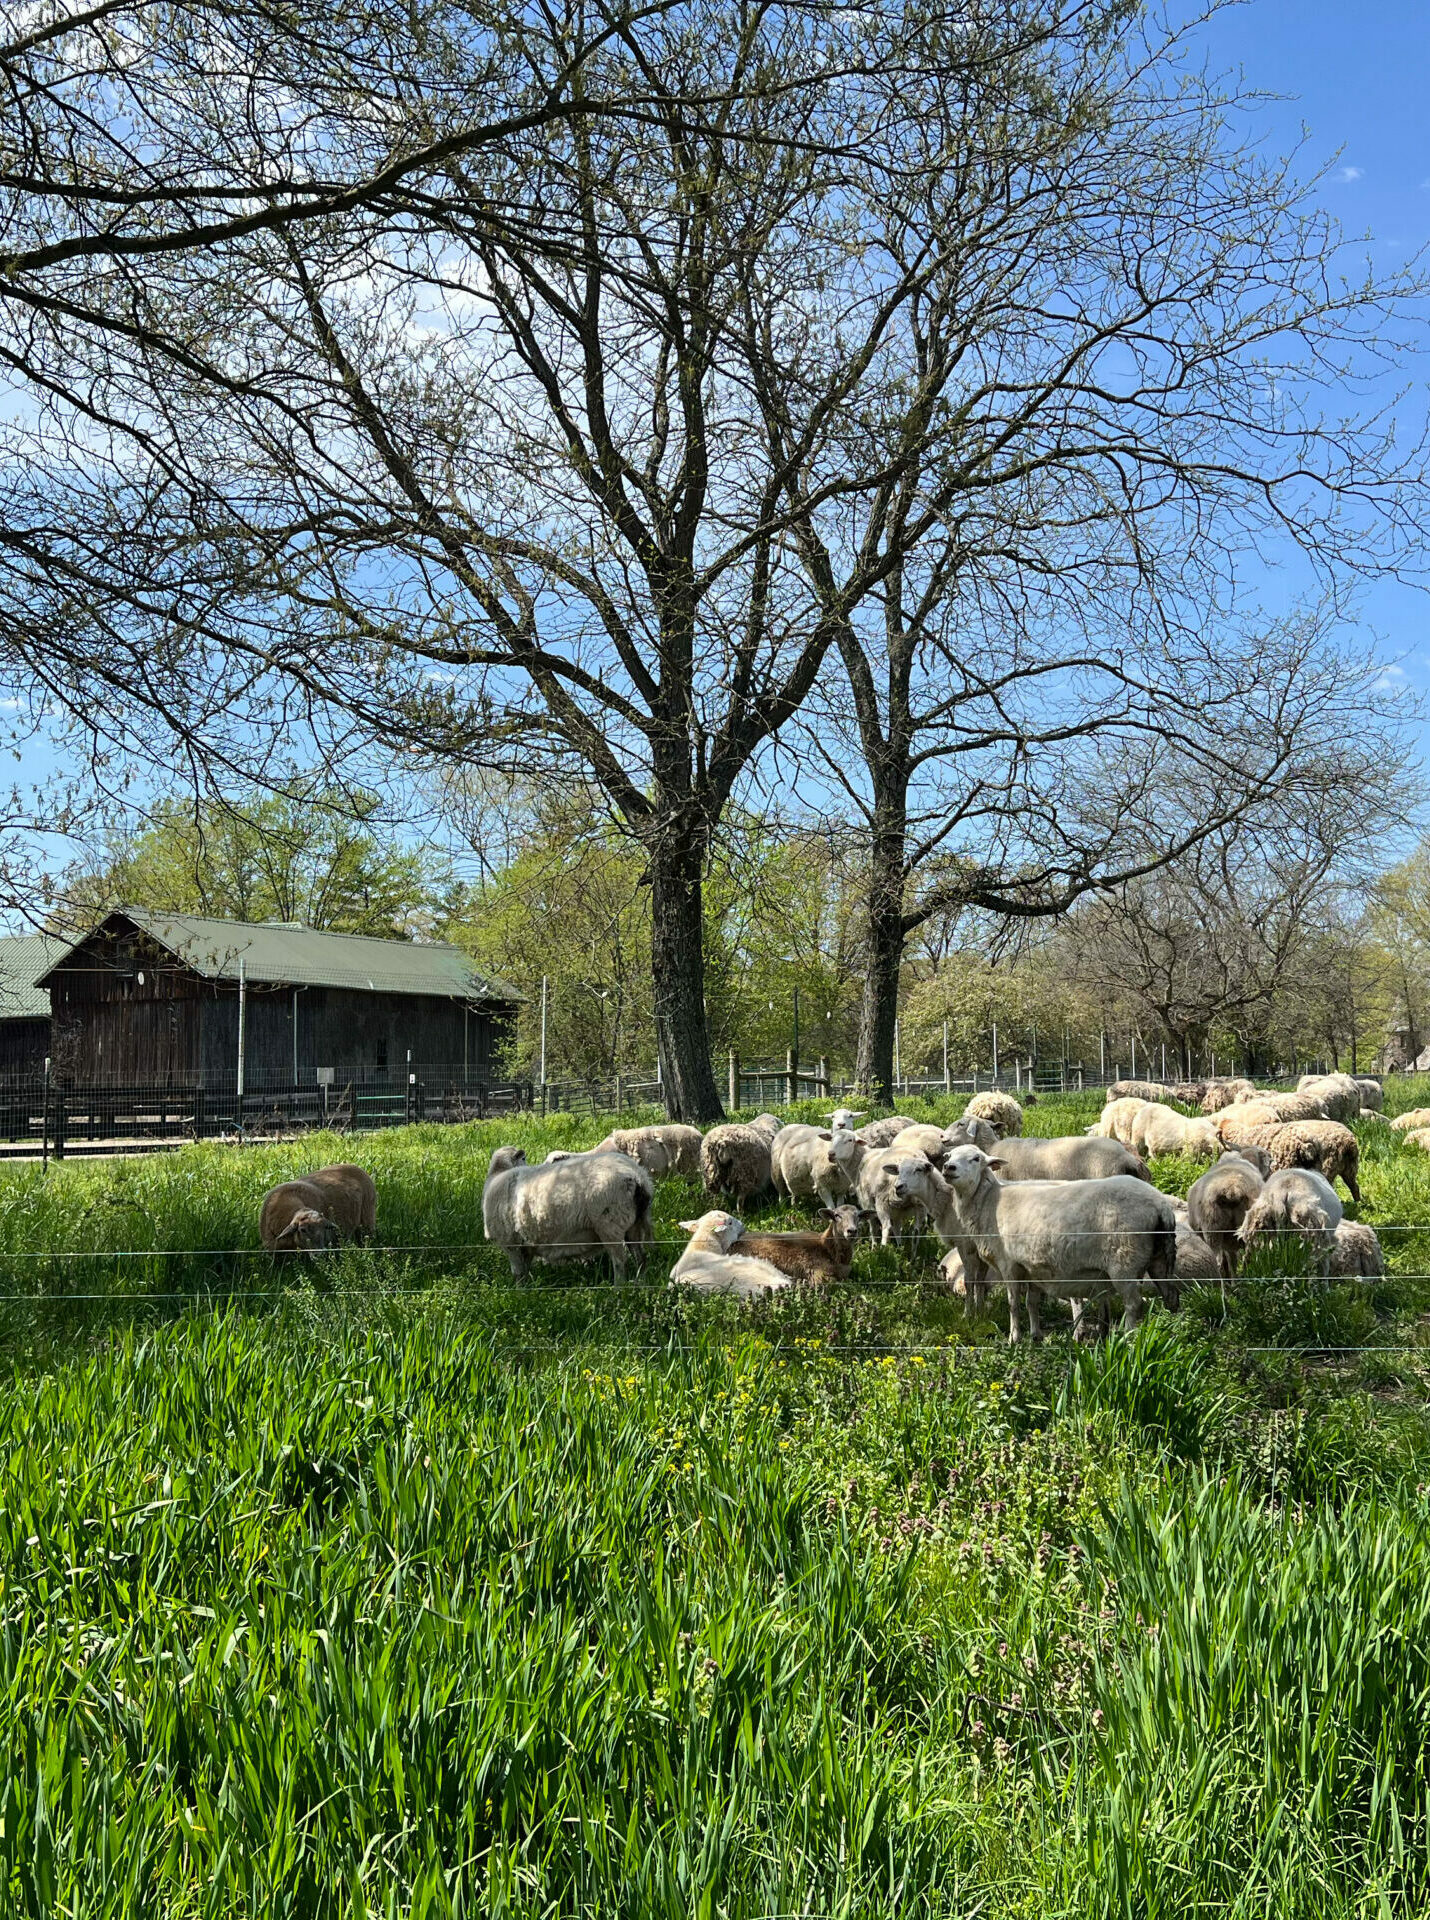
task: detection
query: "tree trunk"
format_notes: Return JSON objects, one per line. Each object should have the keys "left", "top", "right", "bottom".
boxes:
{"left": 854, "top": 795, "right": 908, "bottom": 1102}
{"left": 649, "top": 833, "right": 725, "bottom": 1122}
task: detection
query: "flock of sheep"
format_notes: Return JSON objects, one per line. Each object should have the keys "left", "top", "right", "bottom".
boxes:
{"left": 256, "top": 1071, "right": 1391, "bottom": 1344}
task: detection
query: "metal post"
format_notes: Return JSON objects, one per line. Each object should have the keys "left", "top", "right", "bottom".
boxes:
{"left": 539, "top": 974, "right": 548, "bottom": 1087}
{"left": 943, "top": 1019, "right": 950, "bottom": 1092}
{"left": 615, "top": 1073, "right": 624, "bottom": 1113}
{"left": 292, "top": 986, "right": 299, "bottom": 1085}
{"left": 786, "top": 1047, "right": 796, "bottom": 1107}
{"left": 818, "top": 1054, "right": 828, "bottom": 1095}
{"left": 894, "top": 1019, "right": 901, "bottom": 1093}
{"left": 1131, "top": 1031, "right": 1137, "bottom": 1078}
{"left": 992, "top": 1022, "right": 999, "bottom": 1083}
{"left": 1161, "top": 1042, "right": 1167, "bottom": 1082}
{"left": 728, "top": 1049, "right": 738, "bottom": 1112}
{"left": 53, "top": 1093, "right": 65, "bottom": 1161}
{"left": 236, "top": 959, "right": 246, "bottom": 1099}
{"left": 792, "top": 985, "right": 800, "bottom": 1094}
{"left": 1100, "top": 1028, "right": 1106, "bottom": 1081}
{"left": 40, "top": 1055, "right": 50, "bottom": 1169}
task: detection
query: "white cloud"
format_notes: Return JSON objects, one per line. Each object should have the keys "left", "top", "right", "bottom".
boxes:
{"left": 1333, "top": 165, "right": 1364, "bottom": 184}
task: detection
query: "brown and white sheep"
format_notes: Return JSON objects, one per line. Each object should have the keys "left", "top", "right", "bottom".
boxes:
{"left": 732, "top": 1204, "right": 866, "bottom": 1284}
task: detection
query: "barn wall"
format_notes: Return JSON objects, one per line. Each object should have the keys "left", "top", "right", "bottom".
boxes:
{"left": 0, "top": 1017, "right": 50, "bottom": 1076}
{"left": 200, "top": 986, "right": 505, "bottom": 1087}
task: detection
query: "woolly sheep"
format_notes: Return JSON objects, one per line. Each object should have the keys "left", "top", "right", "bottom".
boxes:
{"left": 482, "top": 1145, "right": 654, "bottom": 1280}
{"left": 700, "top": 1114, "right": 783, "bottom": 1203}
{"left": 1389, "top": 1108, "right": 1430, "bottom": 1134}
{"left": 1089, "top": 1097, "right": 1148, "bottom": 1145}
{"left": 924, "top": 1146, "right": 1177, "bottom": 1343}
{"left": 1186, "top": 1155, "right": 1264, "bottom": 1278}
{"left": 962, "top": 1090, "right": 1023, "bottom": 1137}
{"left": 770, "top": 1124, "right": 864, "bottom": 1208}
{"left": 673, "top": 1211, "right": 792, "bottom": 1298}
{"left": 592, "top": 1124, "right": 703, "bottom": 1177}
{"left": 1401, "top": 1127, "right": 1430, "bottom": 1153}
{"left": 985, "top": 1134, "right": 1152, "bottom": 1183}
{"left": 1235, "top": 1119, "right": 1361, "bottom": 1203}
{"left": 1354, "top": 1077, "right": 1384, "bottom": 1112}
{"left": 1238, "top": 1168, "right": 1343, "bottom": 1275}
{"left": 888, "top": 1123, "right": 950, "bottom": 1166}
{"left": 1170, "top": 1204, "right": 1219, "bottom": 1284}
{"left": 1294, "top": 1073, "right": 1362, "bottom": 1125}
{"left": 855, "top": 1114, "right": 918, "bottom": 1148}
{"left": 1201, "top": 1078, "right": 1257, "bottom": 1113}
{"left": 1215, "top": 1099, "right": 1299, "bottom": 1145}
{"left": 855, "top": 1152, "right": 934, "bottom": 1246}
{"left": 732, "top": 1204, "right": 866, "bottom": 1284}
{"left": 1220, "top": 1143, "right": 1273, "bottom": 1178}
{"left": 1107, "top": 1079, "right": 1180, "bottom": 1105}
{"left": 260, "top": 1163, "right": 377, "bottom": 1254}
{"left": 1130, "top": 1104, "right": 1220, "bottom": 1161}
{"left": 1325, "top": 1219, "right": 1384, "bottom": 1279}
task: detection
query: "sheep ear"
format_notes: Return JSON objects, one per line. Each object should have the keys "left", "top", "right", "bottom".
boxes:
{"left": 275, "top": 1220, "right": 303, "bottom": 1243}
{"left": 678, "top": 1219, "right": 701, "bottom": 1233}
{"left": 817, "top": 1207, "right": 834, "bottom": 1221}
{"left": 987, "top": 1157, "right": 1006, "bottom": 1173}
{"left": 818, "top": 1130, "right": 832, "bottom": 1140}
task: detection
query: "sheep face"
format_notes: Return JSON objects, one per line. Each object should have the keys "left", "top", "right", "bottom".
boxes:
{"left": 275, "top": 1208, "right": 339, "bottom": 1252}
{"left": 679, "top": 1210, "right": 743, "bottom": 1251}
{"left": 942, "top": 1143, "right": 991, "bottom": 1196}
{"left": 819, "top": 1203, "right": 868, "bottom": 1239}
{"left": 887, "top": 1155, "right": 937, "bottom": 1209}
{"left": 829, "top": 1109, "right": 866, "bottom": 1133}
{"left": 487, "top": 1146, "right": 528, "bottom": 1176}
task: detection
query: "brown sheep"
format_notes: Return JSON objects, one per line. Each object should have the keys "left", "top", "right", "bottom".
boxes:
{"left": 1237, "top": 1119, "right": 1361, "bottom": 1204}
{"left": 260, "top": 1164, "right": 377, "bottom": 1254}
{"left": 732, "top": 1204, "right": 867, "bottom": 1285}
{"left": 1200, "top": 1078, "right": 1257, "bottom": 1113}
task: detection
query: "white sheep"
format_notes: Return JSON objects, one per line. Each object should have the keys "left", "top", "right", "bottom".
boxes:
{"left": 828, "top": 1108, "right": 867, "bottom": 1133}
{"left": 699, "top": 1114, "right": 783, "bottom": 1204}
{"left": 909, "top": 1147, "right": 1177, "bottom": 1344}
{"left": 942, "top": 1114, "right": 1000, "bottom": 1153}
{"left": 1390, "top": 1108, "right": 1430, "bottom": 1135}
{"left": 482, "top": 1146, "right": 654, "bottom": 1280}
{"left": 260, "top": 1163, "right": 377, "bottom": 1254}
{"left": 1326, "top": 1219, "right": 1384, "bottom": 1279}
{"left": 1294, "top": 1073, "right": 1362, "bottom": 1125}
{"left": 672, "top": 1211, "right": 792, "bottom": 1297}
{"left": 854, "top": 1152, "right": 933, "bottom": 1246}
{"left": 888, "top": 1123, "right": 949, "bottom": 1165}
{"left": 1237, "top": 1168, "right": 1343, "bottom": 1275}
{"left": 985, "top": 1135, "right": 1152, "bottom": 1183}
{"left": 962, "top": 1090, "right": 1023, "bottom": 1138}
{"left": 1130, "top": 1104, "right": 1220, "bottom": 1161}
{"left": 855, "top": 1114, "right": 918, "bottom": 1148}
{"left": 770, "top": 1124, "right": 864, "bottom": 1208}
{"left": 1170, "top": 1203, "right": 1219, "bottom": 1284}
{"left": 1353, "top": 1077, "right": 1384, "bottom": 1113}
{"left": 1089, "top": 1096, "right": 1149, "bottom": 1145}
{"left": 1200, "top": 1078, "right": 1257, "bottom": 1113}
{"left": 592, "top": 1124, "right": 703, "bottom": 1177}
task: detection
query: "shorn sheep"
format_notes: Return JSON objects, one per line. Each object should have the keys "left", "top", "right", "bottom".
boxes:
{"left": 673, "top": 1212, "right": 790, "bottom": 1297}
{"left": 260, "top": 1164, "right": 377, "bottom": 1254}
{"left": 855, "top": 1153, "right": 934, "bottom": 1246}
{"left": 961, "top": 1091, "right": 1023, "bottom": 1138}
{"left": 856, "top": 1115, "right": 918, "bottom": 1148}
{"left": 1130, "top": 1104, "right": 1220, "bottom": 1161}
{"left": 888, "top": 1123, "right": 950, "bottom": 1166}
{"left": 592, "top": 1124, "right": 703, "bottom": 1177}
{"left": 700, "top": 1114, "right": 783, "bottom": 1204}
{"left": 1354, "top": 1077, "right": 1384, "bottom": 1112}
{"left": 1389, "top": 1109, "right": 1430, "bottom": 1135}
{"left": 732, "top": 1205, "right": 866, "bottom": 1284}
{"left": 1295, "top": 1072, "right": 1363, "bottom": 1125}
{"left": 1107, "top": 1079, "right": 1180, "bottom": 1105}
{"left": 1233, "top": 1119, "right": 1361, "bottom": 1203}
{"left": 1400, "top": 1128, "right": 1430, "bottom": 1153}
{"left": 770, "top": 1125, "right": 863, "bottom": 1208}
{"left": 984, "top": 1135, "right": 1152, "bottom": 1183}
{"left": 1089, "top": 1097, "right": 1148, "bottom": 1145}
{"left": 482, "top": 1146, "right": 653, "bottom": 1280}
{"left": 1238, "top": 1168, "right": 1343, "bottom": 1275}
{"left": 1186, "top": 1155, "right": 1264, "bottom": 1278}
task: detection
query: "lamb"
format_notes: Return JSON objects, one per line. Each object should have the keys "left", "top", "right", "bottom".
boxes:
{"left": 1107, "top": 1079, "right": 1180, "bottom": 1105}
{"left": 770, "top": 1124, "right": 864, "bottom": 1208}
{"left": 1235, "top": 1119, "right": 1361, "bottom": 1203}
{"left": 920, "top": 1146, "right": 1177, "bottom": 1343}
{"left": 699, "top": 1114, "right": 783, "bottom": 1204}
{"left": 1130, "top": 1104, "right": 1220, "bottom": 1161}
{"left": 961, "top": 1091, "right": 1023, "bottom": 1137}
{"left": 1238, "top": 1168, "right": 1343, "bottom": 1275}
{"left": 1186, "top": 1155, "right": 1264, "bottom": 1278}
{"left": 1201, "top": 1078, "right": 1257, "bottom": 1113}
{"left": 260, "top": 1163, "right": 377, "bottom": 1254}
{"left": 1326, "top": 1219, "right": 1384, "bottom": 1279}
{"left": 673, "top": 1211, "right": 792, "bottom": 1298}
{"left": 732, "top": 1204, "right": 866, "bottom": 1284}
{"left": 1089, "top": 1097, "right": 1148, "bottom": 1145}
{"left": 855, "top": 1114, "right": 918, "bottom": 1148}
{"left": 983, "top": 1134, "right": 1152, "bottom": 1183}
{"left": 1294, "top": 1073, "right": 1362, "bottom": 1125}
{"left": 855, "top": 1152, "right": 935, "bottom": 1246}
{"left": 1389, "top": 1108, "right": 1430, "bottom": 1134}
{"left": 592, "top": 1124, "right": 703, "bottom": 1178}
{"left": 482, "top": 1145, "right": 654, "bottom": 1280}
{"left": 1354, "top": 1078, "right": 1384, "bottom": 1113}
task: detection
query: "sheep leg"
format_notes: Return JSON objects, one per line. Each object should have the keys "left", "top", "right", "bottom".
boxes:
{"left": 1070, "top": 1296, "right": 1101, "bottom": 1344}
{"left": 1025, "top": 1284, "right": 1045, "bottom": 1343}
{"left": 1006, "top": 1279, "right": 1024, "bottom": 1344}
{"left": 505, "top": 1245, "right": 531, "bottom": 1283}
{"left": 1115, "top": 1282, "right": 1145, "bottom": 1332}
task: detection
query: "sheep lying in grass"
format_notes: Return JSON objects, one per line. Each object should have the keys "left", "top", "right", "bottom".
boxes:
{"left": 732, "top": 1204, "right": 866, "bottom": 1284}
{"left": 855, "top": 1114, "right": 917, "bottom": 1148}
{"left": 1089, "top": 1097, "right": 1148, "bottom": 1145}
{"left": 962, "top": 1091, "right": 1023, "bottom": 1137}
{"left": 1326, "top": 1219, "right": 1384, "bottom": 1279}
{"left": 1236, "top": 1119, "right": 1361, "bottom": 1203}
{"left": 260, "top": 1164, "right": 377, "bottom": 1254}
{"left": 1389, "top": 1108, "right": 1430, "bottom": 1135}
{"left": 1130, "top": 1104, "right": 1220, "bottom": 1161}
{"left": 700, "top": 1114, "right": 783, "bottom": 1204}
{"left": 1186, "top": 1154, "right": 1264, "bottom": 1278}
{"left": 592, "top": 1124, "right": 703, "bottom": 1177}
{"left": 986, "top": 1135, "right": 1152, "bottom": 1183}
{"left": 770, "top": 1124, "right": 864, "bottom": 1208}
{"left": 673, "top": 1211, "right": 791, "bottom": 1297}
{"left": 482, "top": 1146, "right": 653, "bottom": 1280}
{"left": 1201, "top": 1078, "right": 1257, "bottom": 1113}
{"left": 1238, "top": 1168, "right": 1343, "bottom": 1275}
{"left": 911, "top": 1146, "right": 1177, "bottom": 1343}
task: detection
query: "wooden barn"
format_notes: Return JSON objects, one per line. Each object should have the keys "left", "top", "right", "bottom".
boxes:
{"left": 0, "top": 931, "right": 61, "bottom": 1075}
{"left": 39, "top": 909, "right": 520, "bottom": 1089}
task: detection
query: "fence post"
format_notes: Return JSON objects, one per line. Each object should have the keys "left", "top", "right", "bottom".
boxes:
{"left": 193, "top": 1086, "right": 206, "bottom": 1141}
{"left": 786, "top": 1048, "right": 796, "bottom": 1107}
{"left": 818, "top": 1055, "right": 828, "bottom": 1096}
{"left": 53, "top": 1093, "right": 66, "bottom": 1161}
{"left": 615, "top": 1073, "right": 623, "bottom": 1113}
{"left": 728, "top": 1050, "right": 739, "bottom": 1112}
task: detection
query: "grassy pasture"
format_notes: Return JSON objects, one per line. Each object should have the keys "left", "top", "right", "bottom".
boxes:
{"left": 4, "top": 1086, "right": 1430, "bottom": 1911}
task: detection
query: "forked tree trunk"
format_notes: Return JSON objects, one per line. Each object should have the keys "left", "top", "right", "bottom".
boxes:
{"left": 649, "top": 832, "right": 725, "bottom": 1122}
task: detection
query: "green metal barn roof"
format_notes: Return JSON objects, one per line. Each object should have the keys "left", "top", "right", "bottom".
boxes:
{"left": 39, "top": 909, "right": 521, "bottom": 1005}
{"left": 0, "top": 931, "right": 62, "bottom": 1019}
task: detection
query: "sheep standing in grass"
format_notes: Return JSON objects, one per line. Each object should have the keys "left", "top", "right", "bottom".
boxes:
{"left": 1130, "top": 1104, "right": 1220, "bottom": 1161}
{"left": 1326, "top": 1220, "right": 1384, "bottom": 1278}
{"left": 1089, "top": 1097, "right": 1148, "bottom": 1145}
{"left": 1238, "top": 1168, "right": 1343, "bottom": 1274}
{"left": 482, "top": 1146, "right": 653, "bottom": 1280}
{"left": 888, "top": 1123, "right": 950, "bottom": 1166}
{"left": 855, "top": 1115, "right": 917, "bottom": 1148}
{"left": 260, "top": 1164, "right": 377, "bottom": 1254}
{"left": 962, "top": 1091, "right": 1023, "bottom": 1137}
{"left": 855, "top": 1153, "right": 935, "bottom": 1246}
{"left": 673, "top": 1212, "right": 791, "bottom": 1297}
{"left": 770, "top": 1125, "right": 864, "bottom": 1208}
{"left": 985, "top": 1135, "right": 1152, "bottom": 1183}
{"left": 1201, "top": 1078, "right": 1257, "bottom": 1113}
{"left": 1390, "top": 1108, "right": 1430, "bottom": 1134}
{"left": 1236, "top": 1119, "right": 1361, "bottom": 1203}
{"left": 828, "top": 1108, "right": 867, "bottom": 1134}
{"left": 1107, "top": 1079, "right": 1179, "bottom": 1104}
{"left": 1354, "top": 1078, "right": 1384, "bottom": 1112}
{"left": 1186, "top": 1155, "right": 1264, "bottom": 1278}
{"left": 942, "top": 1114, "right": 1000, "bottom": 1153}
{"left": 700, "top": 1114, "right": 783, "bottom": 1204}
{"left": 592, "top": 1124, "right": 703, "bottom": 1177}
{"left": 1169, "top": 1202, "right": 1218, "bottom": 1285}
{"left": 732, "top": 1204, "right": 866, "bottom": 1284}
{"left": 1295, "top": 1072, "right": 1363, "bottom": 1125}
{"left": 1220, "top": 1144, "right": 1273, "bottom": 1177}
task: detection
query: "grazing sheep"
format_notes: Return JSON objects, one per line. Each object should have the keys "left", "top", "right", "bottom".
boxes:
{"left": 1324, "top": 1219, "right": 1384, "bottom": 1279}
{"left": 855, "top": 1114, "right": 918, "bottom": 1148}
{"left": 1220, "top": 1143, "right": 1273, "bottom": 1178}
{"left": 985, "top": 1134, "right": 1153, "bottom": 1183}
{"left": 1215, "top": 1100, "right": 1296, "bottom": 1145}
{"left": 1354, "top": 1078, "right": 1384, "bottom": 1112}
{"left": 770, "top": 1124, "right": 864, "bottom": 1208}
{"left": 962, "top": 1091, "right": 1023, "bottom": 1138}
{"left": 888, "top": 1123, "right": 950, "bottom": 1166}
{"left": 1089, "top": 1096, "right": 1149, "bottom": 1145}
{"left": 592, "top": 1124, "right": 703, "bottom": 1177}
{"left": 1170, "top": 1203, "right": 1219, "bottom": 1284}
{"left": 923, "top": 1146, "right": 1177, "bottom": 1343}
{"left": 1400, "top": 1127, "right": 1430, "bottom": 1153}
{"left": 1294, "top": 1073, "right": 1362, "bottom": 1125}
{"left": 482, "top": 1146, "right": 653, "bottom": 1280}
{"left": 1186, "top": 1155, "right": 1265, "bottom": 1278}
{"left": 260, "top": 1163, "right": 377, "bottom": 1254}
{"left": 1201, "top": 1078, "right": 1258, "bottom": 1113}
{"left": 673, "top": 1211, "right": 791, "bottom": 1297}
{"left": 1130, "top": 1104, "right": 1220, "bottom": 1161}
{"left": 855, "top": 1152, "right": 935, "bottom": 1246}
{"left": 700, "top": 1114, "right": 783, "bottom": 1204}
{"left": 1236, "top": 1119, "right": 1361, "bottom": 1203}
{"left": 1255, "top": 1091, "right": 1332, "bottom": 1123}
{"left": 1238, "top": 1168, "right": 1343, "bottom": 1275}
{"left": 1107, "top": 1079, "right": 1180, "bottom": 1105}
{"left": 1389, "top": 1108, "right": 1430, "bottom": 1135}
{"left": 732, "top": 1204, "right": 866, "bottom": 1284}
